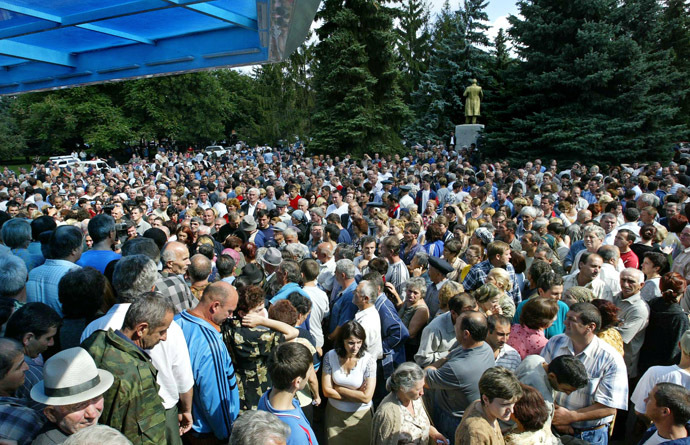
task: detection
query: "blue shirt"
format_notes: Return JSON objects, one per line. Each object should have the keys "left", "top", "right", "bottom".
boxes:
{"left": 375, "top": 294, "right": 409, "bottom": 377}
{"left": 175, "top": 312, "right": 239, "bottom": 440}
{"left": 76, "top": 249, "right": 121, "bottom": 274}
{"left": 270, "top": 283, "right": 310, "bottom": 305}
{"left": 26, "top": 259, "right": 81, "bottom": 317}
{"left": 257, "top": 390, "right": 318, "bottom": 445}
{"left": 513, "top": 298, "right": 569, "bottom": 338}
{"left": 329, "top": 281, "right": 358, "bottom": 335}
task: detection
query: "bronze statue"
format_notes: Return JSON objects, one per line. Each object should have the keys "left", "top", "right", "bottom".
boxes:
{"left": 463, "top": 79, "right": 483, "bottom": 124}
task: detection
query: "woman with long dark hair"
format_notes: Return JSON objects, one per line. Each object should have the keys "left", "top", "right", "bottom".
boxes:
{"left": 322, "top": 320, "right": 376, "bottom": 444}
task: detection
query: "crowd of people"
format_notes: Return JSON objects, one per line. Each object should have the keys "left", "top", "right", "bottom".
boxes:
{"left": 0, "top": 142, "right": 689, "bottom": 445}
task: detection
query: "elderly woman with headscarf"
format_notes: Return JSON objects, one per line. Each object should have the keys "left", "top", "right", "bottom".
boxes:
{"left": 372, "top": 362, "right": 449, "bottom": 445}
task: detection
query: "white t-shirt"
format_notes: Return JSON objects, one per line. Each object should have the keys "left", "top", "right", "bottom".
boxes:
{"left": 642, "top": 430, "right": 670, "bottom": 445}
{"left": 324, "top": 350, "right": 376, "bottom": 412}
{"left": 326, "top": 202, "right": 348, "bottom": 217}
{"left": 631, "top": 365, "right": 690, "bottom": 414}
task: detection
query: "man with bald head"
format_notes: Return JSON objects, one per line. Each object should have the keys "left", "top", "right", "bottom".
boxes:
{"left": 188, "top": 254, "right": 212, "bottom": 300}
{"left": 613, "top": 268, "right": 649, "bottom": 378}
{"left": 176, "top": 282, "right": 240, "bottom": 444}
{"left": 158, "top": 241, "right": 197, "bottom": 313}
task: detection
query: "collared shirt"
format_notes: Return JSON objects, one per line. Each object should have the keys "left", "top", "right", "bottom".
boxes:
{"left": 0, "top": 396, "right": 45, "bottom": 444}
{"left": 317, "top": 257, "right": 336, "bottom": 295}
{"left": 541, "top": 334, "right": 628, "bottom": 429}
{"left": 26, "top": 259, "right": 81, "bottom": 317}
{"left": 424, "top": 279, "right": 446, "bottom": 318}
{"left": 612, "top": 292, "right": 649, "bottom": 378}
{"left": 672, "top": 246, "right": 690, "bottom": 280}
{"left": 400, "top": 242, "right": 423, "bottom": 266}
{"left": 134, "top": 219, "right": 151, "bottom": 236}
{"left": 463, "top": 260, "right": 522, "bottom": 304}
{"left": 329, "top": 281, "right": 358, "bottom": 335}
{"left": 562, "top": 273, "right": 613, "bottom": 301}
{"left": 155, "top": 273, "right": 198, "bottom": 314}
{"left": 375, "top": 294, "right": 409, "bottom": 377}
{"left": 355, "top": 305, "right": 383, "bottom": 360}
{"left": 80, "top": 303, "right": 195, "bottom": 409}
{"left": 414, "top": 311, "right": 457, "bottom": 367}
{"left": 495, "top": 344, "right": 522, "bottom": 371}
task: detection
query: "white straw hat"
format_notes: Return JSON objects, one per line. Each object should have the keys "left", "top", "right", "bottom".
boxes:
{"left": 30, "top": 347, "right": 114, "bottom": 406}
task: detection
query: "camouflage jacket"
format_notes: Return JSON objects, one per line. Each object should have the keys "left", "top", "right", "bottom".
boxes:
{"left": 81, "top": 329, "right": 166, "bottom": 445}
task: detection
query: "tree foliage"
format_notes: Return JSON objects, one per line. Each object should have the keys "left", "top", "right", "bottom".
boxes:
{"left": 396, "top": 0, "right": 433, "bottom": 100}
{"left": 484, "top": 0, "right": 687, "bottom": 163}
{"left": 310, "top": 0, "right": 410, "bottom": 156}
{"left": 0, "top": 97, "right": 26, "bottom": 160}
{"left": 406, "top": 0, "right": 492, "bottom": 141}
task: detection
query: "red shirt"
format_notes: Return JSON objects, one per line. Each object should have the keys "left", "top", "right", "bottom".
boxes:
{"left": 289, "top": 195, "right": 302, "bottom": 210}
{"left": 620, "top": 249, "right": 639, "bottom": 269}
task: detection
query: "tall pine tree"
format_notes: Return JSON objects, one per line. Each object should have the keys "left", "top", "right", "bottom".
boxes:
{"left": 311, "top": 0, "right": 410, "bottom": 156}
{"left": 396, "top": 0, "right": 432, "bottom": 101}
{"left": 485, "top": 0, "right": 685, "bottom": 162}
{"left": 661, "top": 0, "right": 690, "bottom": 134}
{"left": 406, "top": 0, "right": 492, "bottom": 142}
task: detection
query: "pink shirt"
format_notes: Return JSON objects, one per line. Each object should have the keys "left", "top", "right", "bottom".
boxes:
{"left": 507, "top": 324, "right": 548, "bottom": 359}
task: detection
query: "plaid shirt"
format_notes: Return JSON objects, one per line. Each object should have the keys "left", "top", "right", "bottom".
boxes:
{"left": 155, "top": 273, "right": 197, "bottom": 314}
{"left": 0, "top": 397, "right": 45, "bottom": 444}
{"left": 541, "top": 334, "right": 628, "bottom": 429}
{"left": 462, "top": 260, "right": 522, "bottom": 304}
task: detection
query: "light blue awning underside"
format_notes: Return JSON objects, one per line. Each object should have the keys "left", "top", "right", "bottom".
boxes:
{"left": 0, "top": 0, "right": 319, "bottom": 95}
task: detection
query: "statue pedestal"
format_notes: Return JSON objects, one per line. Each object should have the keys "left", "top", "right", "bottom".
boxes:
{"left": 455, "top": 124, "right": 484, "bottom": 149}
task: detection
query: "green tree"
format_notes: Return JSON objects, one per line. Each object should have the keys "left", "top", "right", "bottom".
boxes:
{"left": 396, "top": 0, "right": 432, "bottom": 99}
{"left": 484, "top": 0, "right": 685, "bottom": 163}
{"left": 13, "top": 86, "right": 132, "bottom": 154}
{"left": 249, "top": 38, "right": 316, "bottom": 145}
{"left": 406, "top": 0, "right": 491, "bottom": 141}
{"left": 311, "top": 0, "right": 410, "bottom": 156}
{"left": 122, "top": 72, "right": 232, "bottom": 146}
{"left": 483, "top": 28, "right": 515, "bottom": 126}
{"left": 0, "top": 97, "right": 26, "bottom": 160}
{"left": 661, "top": 0, "right": 690, "bottom": 133}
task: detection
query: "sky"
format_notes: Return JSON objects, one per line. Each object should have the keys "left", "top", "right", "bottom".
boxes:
{"left": 427, "top": 0, "right": 519, "bottom": 43}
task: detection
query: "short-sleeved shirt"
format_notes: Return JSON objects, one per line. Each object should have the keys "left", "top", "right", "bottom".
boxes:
{"left": 541, "top": 334, "right": 628, "bottom": 429}
{"left": 425, "top": 342, "right": 495, "bottom": 422}
{"left": 631, "top": 365, "right": 690, "bottom": 414}
{"left": 323, "top": 350, "right": 375, "bottom": 413}
{"left": 223, "top": 320, "right": 284, "bottom": 411}
{"left": 508, "top": 324, "right": 549, "bottom": 359}
{"left": 513, "top": 299, "right": 569, "bottom": 339}
{"left": 496, "top": 344, "right": 522, "bottom": 371}
{"left": 76, "top": 249, "right": 121, "bottom": 273}
{"left": 258, "top": 390, "right": 319, "bottom": 445}
{"left": 612, "top": 292, "right": 649, "bottom": 378}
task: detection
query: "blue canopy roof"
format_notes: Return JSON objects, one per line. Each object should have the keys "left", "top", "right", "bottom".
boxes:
{"left": 0, "top": 0, "right": 319, "bottom": 95}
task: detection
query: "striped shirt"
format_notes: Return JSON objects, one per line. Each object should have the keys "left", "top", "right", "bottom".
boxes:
{"left": 496, "top": 344, "right": 522, "bottom": 371}
{"left": 386, "top": 259, "right": 409, "bottom": 297}
{"left": 175, "top": 311, "right": 239, "bottom": 440}
{"left": 541, "top": 334, "right": 628, "bottom": 429}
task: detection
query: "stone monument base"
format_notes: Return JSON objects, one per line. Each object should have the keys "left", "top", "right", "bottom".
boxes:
{"left": 455, "top": 124, "right": 485, "bottom": 149}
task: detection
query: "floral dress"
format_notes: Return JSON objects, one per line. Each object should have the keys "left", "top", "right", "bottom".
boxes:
{"left": 222, "top": 319, "right": 284, "bottom": 411}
